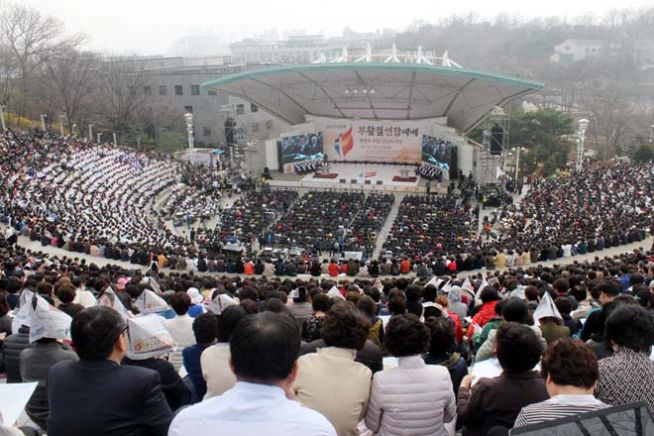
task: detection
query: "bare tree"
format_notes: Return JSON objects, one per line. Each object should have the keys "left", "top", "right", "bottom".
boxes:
{"left": 93, "top": 56, "right": 153, "bottom": 142}
{"left": 579, "top": 80, "right": 637, "bottom": 158}
{"left": 0, "top": 4, "right": 82, "bottom": 124}
{"left": 39, "top": 48, "right": 100, "bottom": 131}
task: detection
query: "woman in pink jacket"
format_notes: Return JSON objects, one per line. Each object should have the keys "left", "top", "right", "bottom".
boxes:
{"left": 365, "top": 313, "right": 456, "bottom": 435}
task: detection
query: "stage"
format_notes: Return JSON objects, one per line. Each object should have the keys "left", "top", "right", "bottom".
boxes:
{"left": 268, "top": 163, "right": 446, "bottom": 193}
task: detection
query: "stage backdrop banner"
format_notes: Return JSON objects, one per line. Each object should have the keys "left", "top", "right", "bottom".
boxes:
{"left": 317, "top": 119, "right": 428, "bottom": 164}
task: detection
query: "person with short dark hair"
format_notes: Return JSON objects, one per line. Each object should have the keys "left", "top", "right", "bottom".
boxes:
{"left": 475, "top": 298, "right": 546, "bottom": 362}
{"left": 182, "top": 313, "right": 217, "bottom": 400}
{"left": 424, "top": 316, "right": 468, "bottom": 396}
{"left": 457, "top": 323, "right": 548, "bottom": 436}
{"left": 169, "top": 312, "right": 336, "bottom": 436}
{"left": 47, "top": 306, "right": 173, "bottom": 436}
{"left": 366, "top": 314, "right": 455, "bottom": 435}
{"left": 514, "top": 339, "right": 608, "bottom": 427}
{"left": 357, "top": 295, "right": 384, "bottom": 347}
{"left": 56, "top": 284, "right": 84, "bottom": 318}
{"left": 404, "top": 284, "right": 423, "bottom": 317}
{"left": 467, "top": 286, "right": 501, "bottom": 337}
{"left": 595, "top": 305, "right": 654, "bottom": 411}
{"left": 163, "top": 292, "right": 196, "bottom": 371}
{"left": 580, "top": 279, "right": 621, "bottom": 341}
{"left": 302, "top": 292, "right": 331, "bottom": 342}
{"left": 289, "top": 286, "right": 313, "bottom": 331}
{"left": 201, "top": 305, "right": 247, "bottom": 398}
{"left": 294, "top": 302, "right": 372, "bottom": 436}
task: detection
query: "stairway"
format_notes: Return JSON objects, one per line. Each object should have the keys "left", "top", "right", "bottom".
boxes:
{"left": 372, "top": 192, "right": 406, "bottom": 259}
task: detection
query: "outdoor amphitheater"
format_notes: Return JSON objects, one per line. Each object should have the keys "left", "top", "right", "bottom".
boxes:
{"left": 2, "top": 3, "right": 654, "bottom": 436}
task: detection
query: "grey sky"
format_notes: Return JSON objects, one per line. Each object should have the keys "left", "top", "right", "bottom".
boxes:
{"left": 16, "top": 0, "right": 654, "bottom": 55}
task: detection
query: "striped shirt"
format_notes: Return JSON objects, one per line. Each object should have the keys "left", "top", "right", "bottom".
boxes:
{"left": 513, "top": 395, "right": 609, "bottom": 427}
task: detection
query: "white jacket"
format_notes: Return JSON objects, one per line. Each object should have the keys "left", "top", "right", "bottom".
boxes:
{"left": 365, "top": 355, "right": 456, "bottom": 436}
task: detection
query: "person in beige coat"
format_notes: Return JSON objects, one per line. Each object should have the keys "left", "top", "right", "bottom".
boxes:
{"left": 494, "top": 251, "right": 507, "bottom": 269}
{"left": 293, "top": 301, "right": 372, "bottom": 436}
{"left": 521, "top": 250, "right": 531, "bottom": 266}
{"left": 365, "top": 313, "right": 456, "bottom": 436}
{"left": 201, "top": 305, "right": 246, "bottom": 398}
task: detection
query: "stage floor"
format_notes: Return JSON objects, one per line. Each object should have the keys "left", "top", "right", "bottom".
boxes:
{"left": 269, "top": 163, "right": 441, "bottom": 193}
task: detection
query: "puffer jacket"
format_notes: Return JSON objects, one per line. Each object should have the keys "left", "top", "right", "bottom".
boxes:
{"left": 2, "top": 326, "right": 31, "bottom": 383}
{"left": 365, "top": 355, "right": 456, "bottom": 436}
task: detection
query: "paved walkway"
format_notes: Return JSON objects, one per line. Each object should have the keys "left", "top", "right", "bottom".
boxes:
{"left": 372, "top": 192, "right": 406, "bottom": 259}
{"left": 13, "top": 228, "right": 652, "bottom": 281}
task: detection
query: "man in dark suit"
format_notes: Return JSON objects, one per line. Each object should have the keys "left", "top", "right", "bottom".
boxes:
{"left": 47, "top": 306, "right": 173, "bottom": 436}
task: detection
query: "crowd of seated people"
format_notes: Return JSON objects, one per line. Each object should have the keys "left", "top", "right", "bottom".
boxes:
{"left": 383, "top": 194, "right": 478, "bottom": 261}
{"left": 1, "top": 240, "right": 654, "bottom": 435}
{"left": 490, "top": 162, "right": 653, "bottom": 264}
{"left": 156, "top": 184, "right": 222, "bottom": 226}
{"left": 417, "top": 163, "right": 445, "bottom": 181}
{"left": 197, "top": 190, "right": 299, "bottom": 252}
{"left": 0, "top": 131, "right": 197, "bottom": 261}
{"left": 2, "top": 129, "right": 653, "bottom": 278}
{"left": 293, "top": 159, "right": 326, "bottom": 175}
{"left": 274, "top": 191, "right": 394, "bottom": 257}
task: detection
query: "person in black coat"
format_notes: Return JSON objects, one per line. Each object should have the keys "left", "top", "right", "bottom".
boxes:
{"left": 122, "top": 356, "right": 189, "bottom": 412}
{"left": 47, "top": 306, "right": 173, "bottom": 436}
{"left": 2, "top": 325, "right": 30, "bottom": 383}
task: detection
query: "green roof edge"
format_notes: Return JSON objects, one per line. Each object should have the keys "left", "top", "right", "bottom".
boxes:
{"left": 201, "top": 62, "right": 544, "bottom": 90}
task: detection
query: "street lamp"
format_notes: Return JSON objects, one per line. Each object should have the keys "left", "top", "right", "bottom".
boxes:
{"left": 97, "top": 132, "right": 102, "bottom": 143}
{"left": 514, "top": 146, "right": 526, "bottom": 181}
{"left": 0, "top": 105, "right": 6, "bottom": 131}
{"left": 40, "top": 114, "right": 48, "bottom": 132}
{"left": 88, "top": 124, "right": 94, "bottom": 141}
{"left": 184, "top": 112, "right": 194, "bottom": 149}
{"left": 58, "top": 115, "right": 65, "bottom": 136}
{"left": 576, "top": 118, "right": 589, "bottom": 171}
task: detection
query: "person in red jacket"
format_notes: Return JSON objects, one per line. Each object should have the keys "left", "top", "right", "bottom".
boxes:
{"left": 399, "top": 257, "right": 411, "bottom": 274}
{"left": 328, "top": 260, "right": 340, "bottom": 277}
{"left": 437, "top": 296, "right": 464, "bottom": 343}
{"left": 243, "top": 260, "right": 255, "bottom": 276}
{"left": 467, "top": 287, "right": 502, "bottom": 338}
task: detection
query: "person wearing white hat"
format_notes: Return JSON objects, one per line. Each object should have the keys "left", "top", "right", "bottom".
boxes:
{"left": 186, "top": 287, "right": 205, "bottom": 318}
{"left": 19, "top": 296, "right": 78, "bottom": 431}
{"left": 123, "top": 315, "right": 188, "bottom": 411}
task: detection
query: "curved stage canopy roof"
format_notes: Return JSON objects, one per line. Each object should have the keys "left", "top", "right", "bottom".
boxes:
{"left": 202, "top": 63, "right": 544, "bottom": 133}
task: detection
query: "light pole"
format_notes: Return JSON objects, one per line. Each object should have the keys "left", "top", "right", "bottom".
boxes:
{"left": 576, "top": 118, "right": 589, "bottom": 171}
{"left": 113, "top": 132, "right": 117, "bottom": 147}
{"left": 514, "top": 147, "right": 525, "bottom": 181}
{"left": 88, "top": 124, "right": 94, "bottom": 141}
{"left": 184, "top": 112, "right": 194, "bottom": 149}
{"left": 58, "top": 115, "right": 65, "bottom": 136}
{"left": 40, "top": 114, "right": 48, "bottom": 132}
{"left": 97, "top": 132, "right": 102, "bottom": 144}
{"left": 0, "top": 105, "right": 6, "bottom": 131}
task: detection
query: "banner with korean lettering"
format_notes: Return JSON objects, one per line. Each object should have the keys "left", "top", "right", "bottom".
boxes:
{"left": 317, "top": 119, "right": 427, "bottom": 164}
